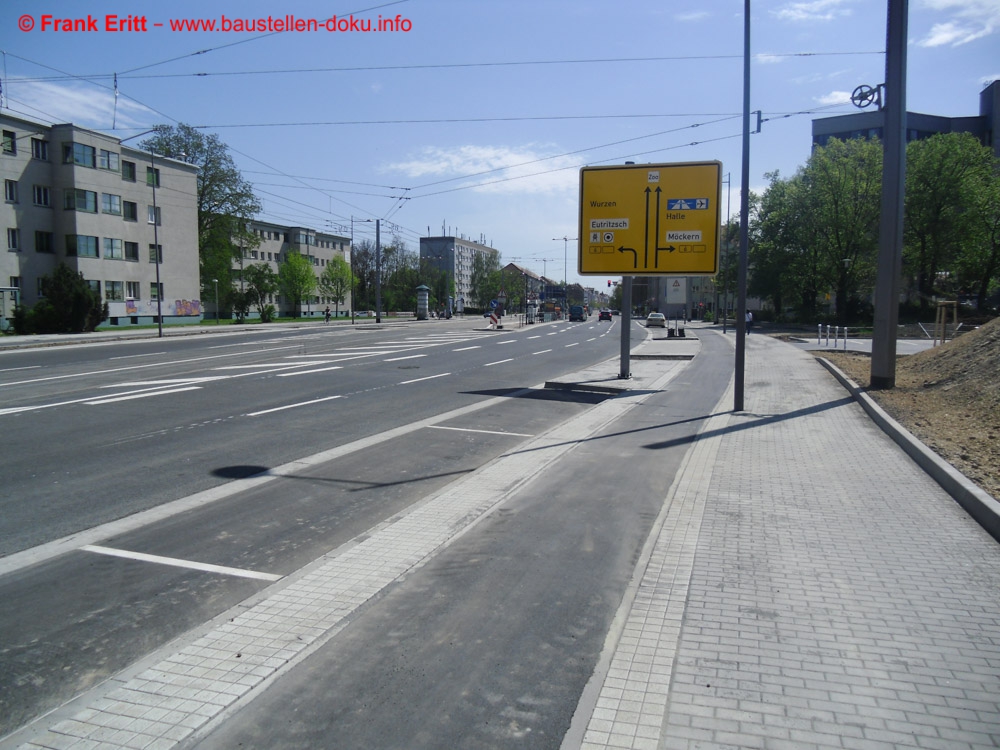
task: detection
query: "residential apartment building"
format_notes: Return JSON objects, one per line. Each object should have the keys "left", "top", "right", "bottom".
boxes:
{"left": 419, "top": 235, "right": 499, "bottom": 312}
{"left": 240, "top": 220, "right": 352, "bottom": 317}
{"left": 1, "top": 113, "right": 199, "bottom": 327}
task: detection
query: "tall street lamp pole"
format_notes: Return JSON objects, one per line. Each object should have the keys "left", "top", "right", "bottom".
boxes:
{"left": 212, "top": 278, "right": 218, "bottom": 324}
{"left": 149, "top": 150, "right": 164, "bottom": 338}
{"left": 552, "top": 236, "right": 577, "bottom": 309}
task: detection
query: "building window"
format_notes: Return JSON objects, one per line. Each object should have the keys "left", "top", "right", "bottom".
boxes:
{"left": 35, "top": 231, "right": 54, "bottom": 254}
{"left": 31, "top": 138, "right": 49, "bottom": 160}
{"left": 98, "top": 149, "right": 120, "bottom": 172}
{"left": 103, "top": 238, "right": 124, "bottom": 259}
{"left": 7, "top": 228, "right": 19, "bottom": 251}
{"left": 9, "top": 276, "right": 21, "bottom": 289}
{"left": 37, "top": 278, "right": 46, "bottom": 297}
{"left": 32, "top": 185, "right": 51, "bottom": 207}
{"left": 146, "top": 166, "right": 160, "bottom": 187}
{"left": 2, "top": 130, "right": 17, "bottom": 155}
{"left": 101, "top": 193, "right": 122, "bottom": 215}
{"left": 149, "top": 244, "right": 163, "bottom": 263}
{"left": 63, "top": 142, "right": 96, "bottom": 168}
{"left": 106, "top": 281, "right": 124, "bottom": 301}
{"left": 86, "top": 280, "right": 101, "bottom": 297}
{"left": 122, "top": 200, "right": 138, "bottom": 222}
{"left": 65, "top": 189, "right": 98, "bottom": 213}
{"left": 147, "top": 205, "right": 161, "bottom": 225}
{"left": 124, "top": 241, "right": 139, "bottom": 261}
{"left": 122, "top": 160, "right": 136, "bottom": 181}
{"left": 66, "top": 234, "right": 99, "bottom": 258}
{"left": 150, "top": 281, "right": 163, "bottom": 300}
{"left": 126, "top": 281, "right": 140, "bottom": 299}
{"left": 5, "top": 180, "right": 18, "bottom": 203}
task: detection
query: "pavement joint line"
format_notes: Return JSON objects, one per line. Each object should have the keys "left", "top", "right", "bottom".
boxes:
{"left": 4, "top": 356, "right": 691, "bottom": 750}
{"left": 564, "top": 329, "right": 734, "bottom": 750}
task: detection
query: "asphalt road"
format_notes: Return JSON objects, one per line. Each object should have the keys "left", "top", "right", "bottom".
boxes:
{"left": 1, "top": 316, "right": 669, "bottom": 738}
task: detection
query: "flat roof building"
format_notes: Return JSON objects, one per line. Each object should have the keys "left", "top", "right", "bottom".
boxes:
{"left": 1, "top": 113, "right": 200, "bottom": 326}
{"left": 812, "top": 80, "right": 999, "bottom": 158}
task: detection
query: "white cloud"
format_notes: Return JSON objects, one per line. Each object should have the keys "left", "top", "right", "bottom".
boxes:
{"left": 754, "top": 53, "right": 786, "bottom": 65}
{"left": 816, "top": 90, "right": 853, "bottom": 105}
{"left": 385, "top": 144, "right": 580, "bottom": 195}
{"left": 772, "top": 0, "right": 854, "bottom": 22}
{"left": 5, "top": 79, "right": 153, "bottom": 131}
{"left": 917, "top": 0, "right": 1000, "bottom": 46}
{"left": 676, "top": 11, "right": 710, "bottom": 22}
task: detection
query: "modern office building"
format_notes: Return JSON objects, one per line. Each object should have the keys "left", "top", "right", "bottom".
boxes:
{"left": 239, "top": 220, "right": 352, "bottom": 317}
{"left": 419, "top": 235, "right": 499, "bottom": 312}
{"left": 1, "top": 113, "right": 200, "bottom": 327}
{"left": 812, "top": 79, "right": 999, "bottom": 157}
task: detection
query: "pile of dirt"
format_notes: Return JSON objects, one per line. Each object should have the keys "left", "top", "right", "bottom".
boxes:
{"left": 820, "top": 316, "right": 1000, "bottom": 501}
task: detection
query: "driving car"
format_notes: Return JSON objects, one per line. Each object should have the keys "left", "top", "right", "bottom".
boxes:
{"left": 645, "top": 312, "right": 666, "bottom": 328}
{"left": 598, "top": 309, "right": 612, "bottom": 321}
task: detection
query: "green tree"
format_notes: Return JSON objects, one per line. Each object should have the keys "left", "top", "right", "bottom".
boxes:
{"left": 139, "top": 124, "right": 260, "bottom": 306}
{"left": 959, "top": 155, "right": 1000, "bottom": 312}
{"left": 243, "top": 263, "right": 279, "bottom": 321}
{"left": 470, "top": 249, "right": 501, "bottom": 309}
{"left": 278, "top": 252, "right": 317, "bottom": 316}
{"left": 21, "top": 263, "right": 107, "bottom": 333}
{"left": 904, "top": 133, "right": 996, "bottom": 311}
{"left": 319, "top": 255, "right": 352, "bottom": 315}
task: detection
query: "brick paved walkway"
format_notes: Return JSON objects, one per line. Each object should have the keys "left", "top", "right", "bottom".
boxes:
{"left": 577, "top": 329, "right": 1000, "bottom": 749}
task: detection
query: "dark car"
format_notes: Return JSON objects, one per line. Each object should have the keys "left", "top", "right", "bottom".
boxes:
{"left": 568, "top": 305, "right": 586, "bottom": 321}
{"left": 598, "top": 309, "right": 612, "bottom": 321}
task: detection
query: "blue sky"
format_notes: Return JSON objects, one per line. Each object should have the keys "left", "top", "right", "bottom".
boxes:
{"left": 3, "top": 0, "right": 998, "bottom": 287}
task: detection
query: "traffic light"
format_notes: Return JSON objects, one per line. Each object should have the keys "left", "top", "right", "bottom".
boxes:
{"left": 607, "top": 280, "right": 611, "bottom": 287}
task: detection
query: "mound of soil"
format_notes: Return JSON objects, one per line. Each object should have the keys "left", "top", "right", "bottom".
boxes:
{"left": 820, "top": 316, "right": 1000, "bottom": 501}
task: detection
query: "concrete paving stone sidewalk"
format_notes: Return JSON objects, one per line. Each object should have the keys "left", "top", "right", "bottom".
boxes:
{"left": 571, "top": 327, "right": 1000, "bottom": 749}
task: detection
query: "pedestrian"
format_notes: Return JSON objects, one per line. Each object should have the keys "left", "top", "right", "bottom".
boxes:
{"left": 324, "top": 306, "right": 331, "bottom": 324}
{"left": 745, "top": 310, "right": 753, "bottom": 335}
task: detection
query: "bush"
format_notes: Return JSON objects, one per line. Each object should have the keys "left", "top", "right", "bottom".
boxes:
{"left": 16, "top": 264, "right": 107, "bottom": 334}
{"left": 260, "top": 304, "right": 276, "bottom": 323}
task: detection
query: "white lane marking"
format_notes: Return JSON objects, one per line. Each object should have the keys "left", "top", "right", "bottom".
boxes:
{"left": 247, "top": 395, "right": 343, "bottom": 416}
{"left": 86, "top": 387, "right": 202, "bottom": 405}
{"left": 588, "top": 338, "right": 597, "bottom": 342}
{"left": 110, "top": 352, "right": 166, "bottom": 360}
{"left": 484, "top": 358, "right": 513, "bottom": 367}
{"left": 81, "top": 545, "right": 282, "bottom": 582}
{"left": 497, "top": 340, "right": 515, "bottom": 345}
{"left": 533, "top": 349, "right": 552, "bottom": 355}
{"left": 213, "top": 363, "right": 319, "bottom": 370}
{"left": 565, "top": 343, "right": 580, "bottom": 348}
{"left": 528, "top": 336, "right": 541, "bottom": 340}
{"left": 399, "top": 373, "right": 450, "bottom": 385}
{"left": 103, "top": 378, "right": 225, "bottom": 386}
{"left": 428, "top": 425, "right": 534, "bottom": 437}
{"left": 547, "top": 332, "right": 559, "bottom": 336}
{"left": 277, "top": 365, "right": 344, "bottom": 377}
{"left": 384, "top": 354, "right": 427, "bottom": 362}
{"left": 451, "top": 346, "right": 481, "bottom": 351}
{"left": 0, "top": 365, "right": 41, "bottom": 373}
{"left": 0, "top": 344, "right": 304, "bottom": 388}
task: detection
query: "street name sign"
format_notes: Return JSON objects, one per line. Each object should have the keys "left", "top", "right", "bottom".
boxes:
{"left": 578, "top": 161, "right": 722, "bottom": 275}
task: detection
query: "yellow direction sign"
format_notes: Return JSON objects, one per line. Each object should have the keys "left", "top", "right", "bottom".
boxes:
{"left": 578, "top": 161, "right": 722, "bottom": 275}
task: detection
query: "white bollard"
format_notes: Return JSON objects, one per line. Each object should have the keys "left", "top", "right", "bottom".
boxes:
{"left": 818, "top": 324, "right": 822, "bottom": 345}
{"left": 825, "top": 325, "right": 830, "bottom": 346}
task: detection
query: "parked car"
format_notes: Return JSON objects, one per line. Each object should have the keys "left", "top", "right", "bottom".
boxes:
{"left": 598, "top": 309, "right": 612, "bottom": 321}
{"left": 645, "top": 312, "right": 666, "bottom": 328}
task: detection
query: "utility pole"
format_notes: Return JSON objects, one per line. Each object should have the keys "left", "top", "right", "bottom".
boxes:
{"left": 871, "top": 0, "right": 908, "bottom": 389}
{"left": 375, "top": 219, "right": 382, "bottom": 324}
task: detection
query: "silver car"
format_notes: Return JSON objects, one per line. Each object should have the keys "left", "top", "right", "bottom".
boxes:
{"left": 645, "top": 312, "right": 666, "bottom": 328}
